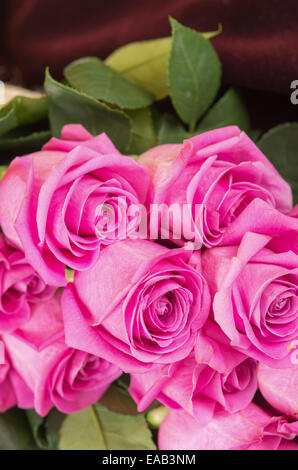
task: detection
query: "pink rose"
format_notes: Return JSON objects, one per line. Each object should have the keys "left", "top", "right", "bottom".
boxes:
{"left": 139, "top": 126, "right": 292, "bottom": 247}
{"left": 0, "top": 340, "right": 17, "bottom": 411}
{"left": 258, "top": 364, "right": 298, "bottom": 419}
{"left": 62, "top": 239, "right": 211, "bottom": 373}
{"left": 130, "top": 322, "right": 257, "bottom": 424}
{"left": 159, "top": 404, "right": 298, "bottom": 450}
{"left": 202, "top": 231, "right": 298, "bottom": 367}
{"left": 11, "top": 290, "right": 65, "bottom": 350}
{"left": 0, "top": 125, "right": 149, "bottom": 286}
{"left": 3, "top": 292, "right": 121, "bottom": 416}
{"left": 0, "top": 234, "right": 55, "bottom": 333}
{"left": 0, "top": 339, "right": 32, "bottom": 411}
{"left": 291, "top": 205, "right": 298, "bottom": 217}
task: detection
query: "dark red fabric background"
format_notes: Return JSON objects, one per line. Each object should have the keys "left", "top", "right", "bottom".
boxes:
{"left": 0, "top": 0, "right": 298, "bottom": 128}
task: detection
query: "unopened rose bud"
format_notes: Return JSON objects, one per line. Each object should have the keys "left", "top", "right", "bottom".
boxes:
{"left": 65, "top": 267, "right": 74, "bottom": 283}
{"left": 147, "top": 406, "right": 169, "bottom": 429}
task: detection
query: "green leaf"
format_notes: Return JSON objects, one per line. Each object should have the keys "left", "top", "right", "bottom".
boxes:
{"left": 0, "top": 95, "right": 50, "bottom": 153}
{"left": 26, "top": 409, "right": 65, "bottom": 450}
{"left": 0, "top": 105, "right": 18, "bottom": 137}
{"left": 64, "top": 57, "right": 154, "bottom": 109}
{"left": 0, "top": 96, "right": 48, "bottom": 137}
{"left": 58, "top": 405, "right": 107, "bottom": 450}
{"left": 100, "top": 382, "right": 161, "bottom": 416}
{"left": 258, "top": 123, "right": 298, "bottom": 204}
{"left": 44, "top": 69, "right": 131, "bottom": 153}
{"left": 157, "top": 113, "right": 190, "bottom": 144}
{"left": 168, "top": 18, "right": 221, "bottom": 128}
{"left": 196, "top": 88, "right": 250, "bottom": 133}
{"left": 59, "top": 403, "right": 156, "bottom": 450}
{"left": 125, "top": 108, "right": 157, "bottom": 154}
{"left": 247, "top": 128, "right": 262, "bottom": 142}
{"left": 0, "top": 408, "right": 33, "bottom": 450}
{"left": 100, "top": 384, "right": 139, "bottom": 415}
{"left": 105, "top": 26, "right": 222, "bottom": 101}
{"left": 0, "top": 129, "right": 51, "bottom": 152}
{"left": 106, "top": 37, "right": 172, "bottom": 101}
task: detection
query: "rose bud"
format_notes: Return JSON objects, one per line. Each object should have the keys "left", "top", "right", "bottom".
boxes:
{"left": 130, "top": 322, "right": 257, "bottom": 423}
{"left": 139, "top": 126, "right": 292, "bottom": 248}
{"left": 258, "top": 363, "right": 298, "bottom": 419}
{"left": 3, "top": 292, "right": 121, "bottom": 416}
{"left": 202, "top": 231, "right": 298, "bottom": 368}
{"left": 0, "top": 124, "right": 149, "bottom": 286}
{"left": 62, "top": 239, "right": 211, "bottom": 373}
{"left": 158, "top": 404, "right": 298, "bottom": 450}
{"left": 0, "top": 234, "right": 55, "bottom": 333}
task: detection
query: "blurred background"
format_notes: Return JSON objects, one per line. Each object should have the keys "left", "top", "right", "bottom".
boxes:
{"left": 0, "top": 0, "right": 297, "bottom": 130}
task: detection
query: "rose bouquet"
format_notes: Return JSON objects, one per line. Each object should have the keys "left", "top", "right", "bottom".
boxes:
{"left": 0, "top": 18, "right": 297, "bottom": 451}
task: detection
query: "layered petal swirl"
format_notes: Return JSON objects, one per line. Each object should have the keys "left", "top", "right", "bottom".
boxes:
{"left": 62, "top": 239, "right": 211, "bottom": 373}
{"left": 139, "top": 126, "right": 292, "bottom": 247}
{"left": 0, "top": 125, "right": 149, "bottom": 286}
